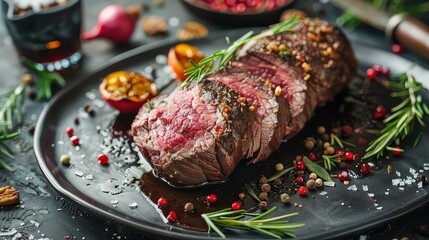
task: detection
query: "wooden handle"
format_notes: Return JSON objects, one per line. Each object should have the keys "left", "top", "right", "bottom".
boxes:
{"left": 389, "top": 15, "right": 429, "bottom": 59}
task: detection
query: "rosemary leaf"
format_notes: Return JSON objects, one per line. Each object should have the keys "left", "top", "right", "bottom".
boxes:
{"left": 267, "top": 166, "right": 295, "bottom": 182}
{"left": 181, "top": 17, "right": 300, "bottom": 87}
{"left": 244, "top": 183, "right": 261, "bottom": 202}
{"left": 303, "top": 156, "right": 332, "bottom": 181}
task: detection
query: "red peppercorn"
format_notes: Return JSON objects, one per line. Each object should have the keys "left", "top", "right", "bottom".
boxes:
{"left": 97, "top": 153, "right": 109, "bottom": 165}
{"left": 374, "top": 105, "right": 386, "bottom": 119}
{"left": 296, "top": 160, "right": 306, "bottom": 171}
{"left": 342, "top": 124, "right": 353, "bottom": 137}
{"left": 360, "top": 163, "right": 371, "bottom": 175}
{"left": 308, "top": 152, "right": 317, "bottom": 161}
{"left": 338, "top": 170, "right": 350, "bottom": 182}
{"left": 343, "top": 151, "right": 354, "bottom": 161}
{"left": 295, "top": 176, "right": 304, "bottom": 185}
{"left": 157, "top": 197, "right": 167, "bottom": 207}
{"left": 66, "top": 127, "right": 74, "bottom": 137}
{"left": 392, "top": 146, "right": 402, "bottom": 156}
{"left": 381, "top": 67, "right": 390, "bottom": 76}
{"left": 392, "top": 44, "right": 404, "bottom": 54}
{"left": 298, "top": 186, "right": 308, "bottom": 196}
{"left": 335, "top": 149, "right": 344, "bottom": 156}
{"left": 70, "top": 136, "right": 79, "bottom": 145}
{"left": 366, "top": 68, "right": 377, "bottom": 79}
{"left": 373, "top": 64, "right": 383, "bottom": 73}
{"left": 353, "top": 153, "right": 360, "bottom": 161}
{"left": 167, "top": 210, "right": 177, "bottom": 223}
{"left": 231, "top": 201, "right": 241, "bottom": 211}
{"left": 206, "top": 194, "right": 217, "bottom": 204}
{"left": 358, "top": 137, "right": 367, "bottom": 145}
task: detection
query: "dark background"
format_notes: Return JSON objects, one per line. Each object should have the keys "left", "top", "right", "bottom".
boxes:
{"left": 1, "top": 0, "right": 429, "bottom": 239}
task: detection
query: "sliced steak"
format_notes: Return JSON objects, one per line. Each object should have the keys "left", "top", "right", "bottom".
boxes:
{"left": 237, "top": 17, "right": 357, "bottom": 138}
{"left": 208, "top": 66, "right": 290, "bottom": 163}
{"left": 131, "top": 80, "right": 255, "bottom": 185}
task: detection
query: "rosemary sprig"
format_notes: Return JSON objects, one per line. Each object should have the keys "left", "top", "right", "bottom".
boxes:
{"left": 364, "top": 70, "right": 429, "bottom": 159}
{"left": 201, "top": 206, "right": 304, "bottom": 239}
{"left": 330, "top": 133, "right": 356, "bottom": 148}
{"left": 23, "top": 59, "right": 66, "bottom": 100}
{"left": 181, "top": 17, "right": 301, "bottom": 87}
{"left": 0, "top": 131, "right": 20, "bottom": 172}
{"left": 0, "top": 83, "right": 26, "bottom": 134}
{"left": 322, "top": 154, "right": 342, "bottom": 171}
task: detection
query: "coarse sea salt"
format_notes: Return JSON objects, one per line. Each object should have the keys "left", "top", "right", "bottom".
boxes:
{"left": 347, "top": 185, "right": 358, "bottom": 191}
{"left": 74, "top": 171, "right": 84, "bottom": 177}
{"left": 368, "top": 193, "right": 374, "bottom": 198}
{"left": 376, "top": 207, "right": 383, "bottom": 210}
{"left": 129, "top": 202, "right": 138, "bottom": 209}
{"left": 324, "top": 181, "right": 335, "bottom": 187}
{"left": 362, "top": 185, "right": 368, "bottom": 192}
{"left": 319, "top": 191, "right": 328, "bottom": 196}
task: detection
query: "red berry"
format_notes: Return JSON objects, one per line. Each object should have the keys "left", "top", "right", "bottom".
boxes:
{"left": 335, "top": 149, "right": 344, "bottom": 156}
{"left": 373, "top": 64, "right": 383, "bottom": 72}
{"left": 366, "top": 68, "right": 377, "bottom": 79}
{"left": 392, "top": 44, "right": 404, "bottom": 54}
{"left": 338, "top": 170, "right": 350, "bottom": 181}
{"left": 66, "top": 127, "right": 74, "bottom": 137}
{"left": 157, "top": 197, "right": 167, "bottom": 206}
{"left": 206, "top": 194, "right": 217, "bottom": 204}
{"left": 167, "top": 210, "right": 177, "bottom": 223}
{"left": 374, "top": 105, "right": 386, "bottom": 119}
{"left": 342, "top": 124, "right": 353, "bottom": 137}
{"left": 392, "top": 146, "right": 402, "bottom": 156}
{"left": 296, "top": 160, "right": 306, "bottom": 171}
{"left": 298, "top": 186, "right": 308, "bottom": 196}
{"left": 358, "top": 137, "right": 367, "bottom": 145}
{"left": 360, "top": 163, "right": 371, "bottom": 175}
{"left": 295, "top": 176, "right": 304, "bottom": 185}
{"left": 70, "top": 136, "right": 79, "bottom": 145}
{"left": 353, "top": 153, "right": 360, "bottom": 161}
{"left": 97, "top": 153, "right": 109, "bottom": 165}
{"left": 381, "top": 67, "right": 390, "bottom": 76}
{"left": 343, "top": 151, "right": 354, "bottom": 161}
{"left": 231, "top": 201, "right": 241, "bottom": 211}
{"left": 308, "top": 152, "right": 317, "bottom": 161}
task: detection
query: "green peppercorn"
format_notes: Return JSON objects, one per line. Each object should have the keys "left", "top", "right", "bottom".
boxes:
{"left": 280, "top": 193, "right": 290, "bottom": 204}
{"left": 275, "top": 163, "right": 284, "bottom": 171}
{"left": 60, "top": 154, "right": 70, "bottom": 165}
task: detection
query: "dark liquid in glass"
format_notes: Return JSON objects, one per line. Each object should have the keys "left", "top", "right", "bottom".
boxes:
{"left": 1, "top": 0, "right": 82, "bottom": 69}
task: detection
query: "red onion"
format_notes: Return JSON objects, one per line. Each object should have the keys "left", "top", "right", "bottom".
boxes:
{"left": 82, "top": 5, "right": 142, "bottom": 44}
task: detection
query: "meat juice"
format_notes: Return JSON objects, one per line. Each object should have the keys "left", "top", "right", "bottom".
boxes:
{"left": 1, "top": 0, "right": 82, "bottom": 71}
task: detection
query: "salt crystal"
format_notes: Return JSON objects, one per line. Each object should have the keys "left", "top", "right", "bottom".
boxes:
{"left": 85, "top": 174, "right": 93, "bottom": 180}
{"left": 410, "top": 168, "right": 416, "bottom": 174}
{"left": 399, "top": 182, "right": 405, "bottom": 186}
{"left": 319, "top": 191, "right": 328, "bottom": 196}
{"left": 85, "top": 91, "right": 96, "bottom": 100}
{"left": 424, "top": 167, "right": 429, "bottom": 170}
{"left": 418, "top": 182, "right": 423, "bottom": 188}
{"left": 424, "top": 163, "right": 429, "bottom": 166}
{"left": 376, "top": 207, "right": 383, "bottom": 210}
{"left": 368, "top": 193, "right": 375, "bottom": 198}
{"left": 324, "top": 181, "right": 335, "bottom": 187}
{"left": 396, "top": 171, "right": 401, "bottom": 177}
{"left": 398, "top": 187, "right": 405, "bottom": 191}
{"left": 129, "top": 202, "right": 138, "bottom": 209}
{"left": 156, "top": 55, "right": 167, "bottom": 65}
{"left": 362, "top": 185, "right": 368, "bottom": 191}
{"left": 347, "top": 185, "right": 358, "bottom": 191}
{"left": 168, "top": 17, "right": 180, "bottom": 27}
{"left": 374, "top": 203, "right": 378, "bottom": 207}
{"left": 420, "top": 169, "right": 424, "bottom": 173}
{"left": 74, "top": 171, "right": 84, "bottom": 177}
{"left": 385, "top": 192, "right": 389, "bottom": 195}
{"left": 341, "top": 203, "right": 344, "bottom": 206}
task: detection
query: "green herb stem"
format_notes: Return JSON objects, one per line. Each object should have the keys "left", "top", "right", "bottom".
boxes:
{"left": 181, "top": 18, "right": 301, "bottom": 87}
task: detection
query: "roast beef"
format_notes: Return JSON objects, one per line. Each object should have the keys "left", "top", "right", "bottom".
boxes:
{"left": 131, "top": 80, "right": 255, "bottom": 185}
{"left": 132, "top": 18, "right": 358, "bottom": 186}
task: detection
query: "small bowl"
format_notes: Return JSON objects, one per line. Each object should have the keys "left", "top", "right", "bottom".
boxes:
{"left": 182, "top": 0, "right": 295, "bottom": 27}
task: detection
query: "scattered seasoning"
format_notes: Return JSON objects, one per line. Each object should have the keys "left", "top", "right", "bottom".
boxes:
{"left": 97, "top": 153, "right": 109, "bottom": 165}
{"left": 129, "top": 202, "right": 138, "bottom": 209}
{"left": 360, "top": 163, "right": 371, "bottom": 175}
{"left": 206, "top": 194, "right": 218, "bottom": 204}
{"left": 231, "top": 201, "right": 241, "bottom": 211}
{"left": 258, "top": 201, "right": 268, "bottom": 210}
{"left": 387, "top": 165, "right": 393, "bottom": 174}
{"left": 70, "top": 136, "right": 80, "bottom": 145}
{"left": 167, "top": 210, "right": 177, "bottom": 223}
{"left": 308, "top": 152, "right": 317, "bottom": 161}
{"left": 392, "top": 146, "right": 402, "bottom": 156}
{"left": 338, "top": 171, "right": 350, "bottom": 182}
{"left": 60, "top": 154, "right": 70, "bottom": 165}
{"left": 280, "top": 193, "right": 290, "bottom": 204}
{"left": 177, "top": 21, "right": 208, "bottom": 40}
{"left": 84, "top": 104, "right": 95, "bottom": 116}
{"left": 238, "top": 192, "right": 246, "bottom": 199}
{"left": 366, "top": 68, "right": 377, "bottom": 79}
{"left": 298, "top": 186, "right": 308, "bottom": 196}
{"left": 417, "top": 175, "right": 427, "bottom": 184}
{"left": 317, "top": 126, "right": 326, "bottom": 134}
{"left": 374, "top": 105, "right": 386, "bottom": 119}
{"left": 261, "top": 183, "right": 271, "bottom": 193}
{"left": 392, "top": 44, "right": 404, "bottom": 54}
{"left": 141, "top": 16, "right": 167, "bottom": 35}
{"left": 73, "top": 117, "right": 80, "bottom": 125}
{"left": 259, "top": 176, "right": 268, "bottom": 184}
{"left": 157, "top": 197, "right": 167, "bottom": 207}
{"left": 306, "top": 179, "right": 316, "bottom": 190}
{"left": 309, "top": 173, "right": 317, "bottom": 180}
{"left": 296, "top": 160, "right": 306, "bottom": 171}
{"left": 274, "top": 178, "right": 282, "bottom": 186}
{"left": 275, "top": 163, "right": 284, "bottom": 171}
{"left": 65, "top": 127, "right": 74, "bottom": 137}
{"left": 343, "top": 151, "right": 353, "bottom": 161}
{"left": 315, "top": 178, "right": 323, "bottom": 188}
{"left": 258, "top": 192, "right": 268, "bottom": 201}
{"left": 295, "top": 176, "right": 304, "bottom": 185}
{"left": 184, "top": 202, "right": 194, "bottom": 213}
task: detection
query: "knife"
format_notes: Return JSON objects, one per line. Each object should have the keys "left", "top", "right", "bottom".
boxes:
{"left": 331, "top": 0, "right": 429, "bottom": 60}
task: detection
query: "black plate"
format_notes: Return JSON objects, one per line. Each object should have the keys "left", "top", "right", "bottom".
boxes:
{"left": 34, "top": 29, "right": 429, "bottom": 240}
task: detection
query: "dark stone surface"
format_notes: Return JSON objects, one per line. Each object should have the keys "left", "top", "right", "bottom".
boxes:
{"left": 0, "top": 0, "right": 428, "bottom": 239}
